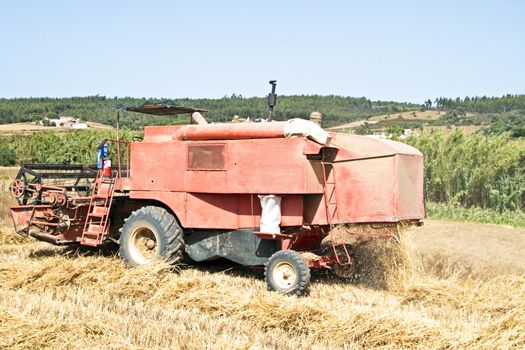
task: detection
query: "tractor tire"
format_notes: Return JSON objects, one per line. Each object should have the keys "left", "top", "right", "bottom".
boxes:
{"left": 265, "top": 250, "right": 310, "bottom": 295}
{"left": 119, "top": 206, "right": 184, "bottom": 267}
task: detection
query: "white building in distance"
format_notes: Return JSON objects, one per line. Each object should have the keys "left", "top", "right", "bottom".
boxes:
{"left": 45, "top": 115, "right": 88, "bottom": 129}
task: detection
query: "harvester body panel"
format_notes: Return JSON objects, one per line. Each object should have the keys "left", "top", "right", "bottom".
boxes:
{"left": 8, "top": 119, "right": 425, "bottom": 273}
{"left": 120, "top": 125, "right": 424, "bottom": 230}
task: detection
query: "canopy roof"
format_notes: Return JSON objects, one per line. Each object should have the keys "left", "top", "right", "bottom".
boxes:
{"left": 125, "top": 104, "right": 207, "bottom": 116}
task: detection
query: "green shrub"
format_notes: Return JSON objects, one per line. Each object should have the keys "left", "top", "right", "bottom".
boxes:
{"left": 426, "top": 202, "right": 525, "bottom": 228}
{"left": 0, "top": 129, "right": 133, "bottom": 165}
{"left": 406, "top": 130, "right": 525, "bottom": 211}
{"left": 41, "top": 118, "right": 53, "bottom": 126}
{"left": 0, "top": 144, "right": 17, "bottom": 166}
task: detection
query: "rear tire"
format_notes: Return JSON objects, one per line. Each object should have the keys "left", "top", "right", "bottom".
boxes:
{"left": 265, "top": 250, "right": 310, "bottom": 295}
{"left": 119, "top": 206, "right": 184, "bottom": 267}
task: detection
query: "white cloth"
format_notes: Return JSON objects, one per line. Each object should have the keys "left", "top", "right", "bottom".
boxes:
{"left": 283, "top": 118, "right": 330, "bottom": 145}
{"left": 258, "top": 195, "right": 282, "bottom": 234}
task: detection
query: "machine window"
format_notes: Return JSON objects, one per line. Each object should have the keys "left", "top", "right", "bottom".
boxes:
{"left": 188, "top": 144, "right": 225, "bottom": 170}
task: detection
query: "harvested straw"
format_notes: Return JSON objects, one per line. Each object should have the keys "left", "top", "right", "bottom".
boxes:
{"left": 0, "top": 223, "right": 524, "bottom": 349}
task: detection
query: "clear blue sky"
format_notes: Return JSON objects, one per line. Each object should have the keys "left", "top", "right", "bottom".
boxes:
{"left": 1, "top": 0, "right": 523, "bottom": 103}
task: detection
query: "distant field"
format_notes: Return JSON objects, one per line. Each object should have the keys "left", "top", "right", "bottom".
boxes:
{"left": 330, "top": 110, "right": 442, "bottom": 131}
{"left": 329, "top": 110, "right": 490, "bottom": 136}
{"left": 368, "top": 110, "right": 442, "bottom": 122}
{"left": 0, "top": 121, "right": 113, "bottom": 134}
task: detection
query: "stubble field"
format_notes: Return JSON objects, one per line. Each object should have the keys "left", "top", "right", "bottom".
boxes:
{"left": 0, "top": 218, "right": 524, "bottom": 349}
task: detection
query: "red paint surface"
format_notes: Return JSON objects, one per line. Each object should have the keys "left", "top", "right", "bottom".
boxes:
{"left": 10, "top": 123, "right": 425, "bottom": 248}
{"left": 123, "top": 129, "right": 424, "bottom": 228}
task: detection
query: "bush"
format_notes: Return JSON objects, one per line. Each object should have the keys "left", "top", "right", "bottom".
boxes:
{"left": 0, "top": 144, "right": 17, "bottom": 166}
{"left": 41, "top": 118, "right": 53, "bottom": 126}
{"left": 0, "top": 129, "right": 133, "bottom": 165}
{"left": 406, "top": 130, "right": 525, "bottom": 211}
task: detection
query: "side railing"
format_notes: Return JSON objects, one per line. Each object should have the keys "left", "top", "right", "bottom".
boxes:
{"left": 112, "top": 139, "right": 131, "bottom": 178}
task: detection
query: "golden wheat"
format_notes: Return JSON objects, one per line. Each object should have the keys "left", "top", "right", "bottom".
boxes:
{"left": 0, "top": 224, "right": 524, "bottom": 349}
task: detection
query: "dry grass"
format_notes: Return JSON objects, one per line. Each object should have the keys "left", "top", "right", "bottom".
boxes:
{"left": 329, "top": 110, "right": 442, "bottom": 131}
{"left": 0, "top": 166, "right": 18, "bottom": 179}
{"left": 0, "top": 222, "right": 524, "bottom": 349}
{"left": 368, "top": 110, "right": 442, "bottom": 122}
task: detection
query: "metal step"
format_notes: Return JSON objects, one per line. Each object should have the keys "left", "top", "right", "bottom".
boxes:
{"left": 92, "top": 206, "right": 109, "bottom": 215}
{"left": 81, "top": 237, "right": 99, "bottom": 247}
{"left": 88, "top": 223, "right": 103, "bottom": 233}
{"left": 82, "top": 230, "right": 100, "bottom": 237}
{"left": 94, "top": 194, "right": 110, "bottom": 199}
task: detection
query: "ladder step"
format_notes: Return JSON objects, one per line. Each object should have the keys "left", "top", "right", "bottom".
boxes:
{"left": 81, "top": 238, "right": 99, "bottom": 247}
{"left": 88, "top": 213, "right": 105, "bottom": 218}
{"left": 88, "top": 224, "right": 104, "bottom": 233}
{"left": 94, "top": 194, "right": 110, "bottom": 199}
{"left": 92, "top": 206, "right": 109, "bottom": 215}
{"left": 82, "top": 231, "right": 100, "bottom": 238}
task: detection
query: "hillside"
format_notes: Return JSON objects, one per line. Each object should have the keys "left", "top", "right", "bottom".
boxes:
{"left": 0, "top": 95, "right": 419, "bottom": 130}
{"left": 329, "top": 110, "right": 442, "bottom": 131}
{"left": 330, "top": 95, "right": 525, "bottom": 137}
{"left": 1, "top": 94, "right": 524, "bottom": 137}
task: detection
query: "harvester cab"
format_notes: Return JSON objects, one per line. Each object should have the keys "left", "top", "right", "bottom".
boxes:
{"left": 8, "top": 85, "right": 425, "bottom": 295}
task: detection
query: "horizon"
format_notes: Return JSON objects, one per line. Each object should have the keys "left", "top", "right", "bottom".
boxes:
{"left": 1, "top": 0, "right": 524, "bottom": 103}
{"left": 1, "top": 92, "right": 523, "bottom": 106}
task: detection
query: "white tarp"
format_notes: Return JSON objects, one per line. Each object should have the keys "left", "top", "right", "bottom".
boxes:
{"left": 258, "top": 195, "right": 282, "bottom": 234}
{"left": 283, "top": 118, "right": 330, "bottom": 145}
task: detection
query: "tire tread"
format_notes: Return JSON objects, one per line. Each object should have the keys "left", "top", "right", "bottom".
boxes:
{"left": 119, "top": 206, "right": 184, "bottom": 266}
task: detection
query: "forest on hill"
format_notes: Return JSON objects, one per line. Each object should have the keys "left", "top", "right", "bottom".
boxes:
{"left": 1, "top": 94, "right": 524, "bottom": 135}
{"left": 429, "top": 95, "right": 525, "bottom": 137}
{"left": 0, "top": 95, "right": 418, "bottom": 129}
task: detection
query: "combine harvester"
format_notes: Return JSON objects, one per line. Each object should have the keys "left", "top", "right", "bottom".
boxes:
{"left": 8, "top": 83, "right": 424, "bottom": 295}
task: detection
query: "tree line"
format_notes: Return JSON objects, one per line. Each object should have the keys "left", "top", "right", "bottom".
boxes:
{"left": 431, "top": 94, "right": 525, "bottom": 113}
{"left": 422, "top": 95, "right": 525, "bottom": 137}
{"left": 0, "top": 95, "right": 418, "bottom": 129}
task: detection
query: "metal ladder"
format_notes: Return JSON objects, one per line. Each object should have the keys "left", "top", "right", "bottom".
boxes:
{"left": 80, "top": 169, "right": 116, "bottom": 246}
{"left": 321, "top": 161, "right": 352, "bottom": 265}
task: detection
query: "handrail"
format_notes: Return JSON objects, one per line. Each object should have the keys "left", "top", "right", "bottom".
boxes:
{"left": 106, "top": 139, "right": 131, "bottom": 178}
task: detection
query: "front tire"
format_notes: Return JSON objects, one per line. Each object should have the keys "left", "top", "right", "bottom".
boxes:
{"left": 119, "top": 206, "right": 184, "bottom": 267}
{"left": 265, "top": 250, "right": 310, "bottom": 295}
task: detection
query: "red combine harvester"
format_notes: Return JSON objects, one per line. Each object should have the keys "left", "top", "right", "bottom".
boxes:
{"left": 9, "top": 96, "right": 424, "bottom": 295}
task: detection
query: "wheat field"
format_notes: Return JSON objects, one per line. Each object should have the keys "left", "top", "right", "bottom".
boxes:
{"left": 0, "top": 219, "right": 524, "bottom": 349}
